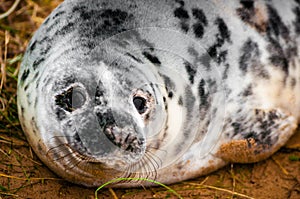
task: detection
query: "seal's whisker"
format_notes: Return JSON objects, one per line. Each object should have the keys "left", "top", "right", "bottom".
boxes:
{"left": 142, "top": 152, "right": 160, "bottom": 173}
{"left": 145, "top": 149, "right": 163, "bottom": 167}
{"left": 46, "top": 140, "right": 78, "bottom": 155}
{"left": 63, "top": 157, "right": 85, "bottom": 171}
{"left": 126, "top": 151, "right": 159, "bottom": 181}
{"left": 45, "top": 137, "right": 90, "bottom": 172}
{"left": 48, "top": 145, "right": 93, "bottom": 172}
{"left": 142, "top": 153, "right": 158, "bottom": 180}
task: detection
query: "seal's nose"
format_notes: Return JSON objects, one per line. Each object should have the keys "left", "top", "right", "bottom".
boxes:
{"left": 95, "top": 109, "right": 145, "bottom": 153}
{"left": 104, "top": 125, "right": 144, "bottom": 153}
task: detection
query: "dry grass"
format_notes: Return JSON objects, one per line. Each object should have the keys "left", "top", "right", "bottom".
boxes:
{"left": 0, "top": 1, "right": 299, "bottom": 198}
{"left": 0, "top": 0, "right": 64, "bottom": 197}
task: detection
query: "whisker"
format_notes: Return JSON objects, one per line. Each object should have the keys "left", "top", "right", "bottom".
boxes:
{"left": 146, "top": 149, "right": 163, "bottom": 167}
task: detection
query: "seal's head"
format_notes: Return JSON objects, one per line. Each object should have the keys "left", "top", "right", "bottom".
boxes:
{"left": 18, "top": 24, "right": 221, "bottom": 186}
{"left": 19, "top": 22, "right": 215, "bottom": 184}
{"left": 31, "top": 46, "right": 172, "bottom": 185}
{"left": 17, "top": 0, "right": 222, "bottom": 187}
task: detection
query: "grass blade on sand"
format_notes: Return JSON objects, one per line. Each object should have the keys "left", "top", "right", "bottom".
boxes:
{"left": 95, "top": 177, "right": 183, "bottom": 199}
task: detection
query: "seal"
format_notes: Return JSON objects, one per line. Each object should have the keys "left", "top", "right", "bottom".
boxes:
{"left": 17, "top": 0, "right": 300, "bottom": 187}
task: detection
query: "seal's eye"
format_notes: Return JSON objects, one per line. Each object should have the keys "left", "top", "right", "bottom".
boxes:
{"left": 133, "top": 96, "right": 147, "bottom": 114}
{"left": 70, "top": 89, "right": 86, "bottom": 109}
{"left": 55, "top": 87, "right": 86, "bottom": 112}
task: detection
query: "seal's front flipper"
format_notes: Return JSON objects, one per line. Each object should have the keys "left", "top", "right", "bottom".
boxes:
{"left": 216, "top": 108, "right": 297, "bottom": 163}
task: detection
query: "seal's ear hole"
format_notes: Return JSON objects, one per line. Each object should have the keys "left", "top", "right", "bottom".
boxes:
{"left": 133, "top": 96, "right": 147, "bottom": 114}
{"left": 55, "top": 86, "right": 86, "bottom": 112}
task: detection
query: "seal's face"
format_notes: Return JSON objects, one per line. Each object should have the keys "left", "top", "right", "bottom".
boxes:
{"left": 37, "top": 51, "right": 168, "bottom": 174}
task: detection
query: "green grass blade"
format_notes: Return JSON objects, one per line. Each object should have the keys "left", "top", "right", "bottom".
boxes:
{"left": 95, "top": 177, "right": 183, "bottom": 199}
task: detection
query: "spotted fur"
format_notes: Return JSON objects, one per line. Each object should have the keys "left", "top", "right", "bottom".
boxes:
{"left": 18, "top": 0, "right": 300, "bottom": 187}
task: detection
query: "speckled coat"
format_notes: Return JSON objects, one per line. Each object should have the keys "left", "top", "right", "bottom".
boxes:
{"left": 18, "top": 0, "right": 300, "bottom": 187}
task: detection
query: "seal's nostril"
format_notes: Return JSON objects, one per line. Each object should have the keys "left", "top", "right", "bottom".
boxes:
{"left": 96, "top": 110, "right": 116, "bottom": 127}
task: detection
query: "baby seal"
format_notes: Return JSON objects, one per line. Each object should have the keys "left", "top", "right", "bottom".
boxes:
{"left": 18, "top": 0, "right": 300, "bottom": 187}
